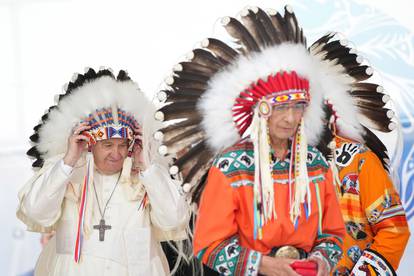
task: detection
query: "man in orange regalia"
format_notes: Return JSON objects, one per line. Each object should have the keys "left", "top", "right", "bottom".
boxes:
{"left": 153, "top": 5, "right": 410, "bottom": 276}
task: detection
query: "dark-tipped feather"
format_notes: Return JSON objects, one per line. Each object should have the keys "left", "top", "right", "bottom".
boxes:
{"left": 241, "top": 8, "right": 272, "bottom": 48}
{"left": 33, "top": 124, "right": 41, "bottom": 132}
{"left": 255, "top": 8, "right": 280, "bottom": 45}
{"left": 191, "top": 171, "right": 209, "bottom": 205}
{"left": 362, "top": 126, "right": 390, "bottom": 171}
{"left": 166, "top": 76, "right": 207, "bottom": 91}
{"left": 316, "top": 105, "right": 335, "bottom": 160}
{"left": 174, "top": 71, "right": 210, "bottom": 83}
{"left": 27, "top": 147, "right": 40, "bottom": 158}
{"left": 172, "top": 141, "right": 206, "bottom": 173}
{"left": 325, "top": 47, "right": 353, "bottom": 60}
{"left": 202, "top": 38, "right": 239, "bottom": 64}
{"left": 158, "top": 102, "right": 197, "bottom": 115}
{"left": 283, "top": 5, "right": 299, "bottom": 42}
{"left": 159, "top": 90, "right": 201, "bottom": 104}
{"left": 358, "top": 106, "right": 394, "bottom": 132}
{"left": 83, "top": 68, "right": 97, "bottom": 79}
{"left": 117, "top": 70, "right": 131, "bottom": 81}
{"left": 30, "top": 133, "right": 39, "bottom": 142}
{"left": 96, "top": 69, "right": 114, "bottom": 79}
{"left": 321, "top": 40, "right": 348, "bottom": 53}
{"left": 157, "top": 117, "right": 202, "bottom": 139}
{"left": 309, "top": 32, "right": 336, "bottom": 52}
{"left": 189, "top": 49, "right": 223, "bottom": 69}
{"left": 161, "top": 132, "right": 205, "bottom": 156}
{"left": 352, "top": 92, "right": 389, "bottom": 108}
{"left": 335, "top": 54, "right": 362, "bottom": 70}
{"left": 222, "top": 16, "right": 260, "bottom": 52}
{"left": 163, "top": 126, "right": 203, "bottom": 147}
{"left": 174, "top": 62, "right": 218, "bottom": 76}
{"left": 183, "top": 151, "right": 214, "bottom": 188}
{"left": 155, "top": 109, "right": 201, "bottom": 122}
{"left": 32, "top": 159, "right": 44, "bottom": 168}
{"left": 348, "top": 66, "right": 373, "bottom": 81}
{"left": 268, "top": 10, "right": 288, "bottom": 43}
{"left": 351, "top": 83, "right": 383, "bottom": 93}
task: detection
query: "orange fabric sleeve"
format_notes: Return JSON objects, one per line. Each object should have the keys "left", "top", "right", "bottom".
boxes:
{"left": 193, "top": 166, "right": 239, "bottom": 256}
{"left": 193, "top": 166, "right": 262, "bottom": 275}
{"left": 358, "top": 150, "right": 410, "bottom": 269}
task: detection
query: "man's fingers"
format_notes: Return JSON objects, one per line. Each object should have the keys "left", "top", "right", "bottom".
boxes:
{"left": 74, "top": 135, "right": 90, "bottom": 143}
{"left": 76, "top": 125, "right": 90, "bottom": 132}
{"left": 72, "top": 123, "right": 90, "bottom": 135}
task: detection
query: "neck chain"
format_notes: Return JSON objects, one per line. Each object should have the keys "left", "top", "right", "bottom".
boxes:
{"left": 92, "top": 172, "right": 121, "bottom": 241}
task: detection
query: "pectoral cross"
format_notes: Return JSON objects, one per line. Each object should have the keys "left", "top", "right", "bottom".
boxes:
{"left": 93, "top": 219, "right": 111, "bottom": 241}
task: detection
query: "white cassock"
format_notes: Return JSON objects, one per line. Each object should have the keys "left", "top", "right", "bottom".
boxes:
{"left": 17, "top": 155, "right": 188, "bottom": 276}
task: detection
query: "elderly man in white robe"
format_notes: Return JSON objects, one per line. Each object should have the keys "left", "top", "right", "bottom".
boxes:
{"left": 17, "top": 68, "right": 188, "bottom": 276}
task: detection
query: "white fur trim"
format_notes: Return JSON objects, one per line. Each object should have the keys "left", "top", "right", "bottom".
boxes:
{"left": 198, "top": 43, "right": 364, "bottom": 153}
{"left": 37, "top": 76, "right": 151, "bottom": 159}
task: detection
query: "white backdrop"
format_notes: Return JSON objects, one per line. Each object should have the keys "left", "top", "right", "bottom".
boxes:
{"left": 1, "top": 0, "right": 413, "bottom": 275}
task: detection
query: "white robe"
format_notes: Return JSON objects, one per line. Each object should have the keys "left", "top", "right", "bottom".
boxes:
{"left": 17, "top": 156, "right": 188, "bottom": 276}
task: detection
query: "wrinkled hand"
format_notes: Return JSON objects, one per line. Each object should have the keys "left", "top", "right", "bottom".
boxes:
{"left": 307, "top": 255, "right": 329, "bottom": 276}
{"left": 131, "top": 123, "right": 145, "bottom": 175}
{"left": 259, "top": 256, "right": 300, "bottom": 276}
{"left": 63, "top": 122, "right": 90, "bottom": 167}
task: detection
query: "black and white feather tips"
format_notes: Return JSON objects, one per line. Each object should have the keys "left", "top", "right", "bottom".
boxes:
{"left": 27, "top": 68, "right": 150, "bottom": 168}
{"left": 154, "top": 5, "right": 396, "bottom": 197}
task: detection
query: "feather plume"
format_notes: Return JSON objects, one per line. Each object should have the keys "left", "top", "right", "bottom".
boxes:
{"left": 253, "top": 8, "right": 280, "bottom": 46}
{"left": 221, "top": 16, "right": 260, "bottom": 52}
{"left": 309, "top": 32, "right": 336, "bottom": 53}
{"left": 201, "top": 38, "right": 239, "bottom": 63}
{"left": 162, "top": 126, "right": 202, "bottom": 147}
{"left": 158, "top": 132, "right": 204, "bottom": 156}
{"left": 158, "top": 90, "right": 200, "bottom": 104}
{"left": 155, "top": 108, "right": 201, "bottom": 122}
{"left": 165, "top": 75, "right": 207, "bottom": 91}
{"left": 358, "top": 106, "right": 395, "bottom": 132}
{"left": 174, "top": 62, "right": 216, "bottom": 77}
{"left": 154, "top": 117, "right": 202, "bottom": 141}
{"left": 351, "top": 82, "right": 384, "bottom": 93}
{"left": 182, "top": 152, "right": 214, "bottom": 186}
{"left": 188, "top": 49, "right": 223, "bottom": 69}
{"left": 348, "top": 66, "right": 373, "bottom": 81}
{"left": 267, "top": 10, "right": 289, "bottom": 43}
{"left": 283, "top": 5, "right": 300, "bottom": 42}
{"left": 362, "top": 126, "right": 390, "bottom": 170}
{"left": 170, "top": 141, "right": 207, "bottom": 175}
{"left": 174, "top": 71, "right": 210, "bottom": 83}
{"left": 240, "top": 7, "right": 272, "bottom": 48}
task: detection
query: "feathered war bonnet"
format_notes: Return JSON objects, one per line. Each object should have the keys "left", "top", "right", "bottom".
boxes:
{"left": 154, "top": 6, "right": 395, "bottom": 237}
{"left": 26, "top": 67, "right": 150, "bottom": 262}
{"left": 27, "top": 67, "right": 149, "bottom": 167}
